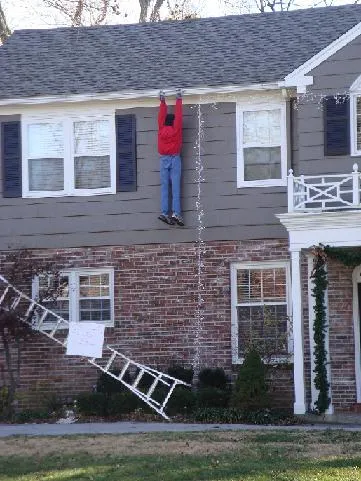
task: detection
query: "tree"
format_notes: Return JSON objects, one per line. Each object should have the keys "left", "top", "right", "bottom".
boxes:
{"left": 0, "top": 250, "right": 62, "bottom": 419}
{"left": 219, "top": 0, "right": 295, "bottom": 13}
{"left": 0, "top": 1, "right": 10, "bottom": 44}
{"left": 166, "top": 0, "right": 198, "bottom": 20}
{"left": 41, "top": 0, "right": 197, "bottom": 26}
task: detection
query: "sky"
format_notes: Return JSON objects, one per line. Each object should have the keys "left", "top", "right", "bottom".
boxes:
{"left": 2, "top": 0, "right": 355, "bottom": 31}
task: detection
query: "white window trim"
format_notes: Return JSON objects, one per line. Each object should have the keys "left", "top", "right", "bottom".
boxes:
{"left": 22, "top": 112, "right": 116, "bottom": 198}
{"left": 230, "top": 260, "right": 292, "bottom": 364}
{"left": 350, "top": 93, "right": 361, "bottom": 157}
{"left": 32, "top": 267, "right": 115, "bottom": 329}
{"left": 236, "top": 101, "right": 287, "bottom": 188}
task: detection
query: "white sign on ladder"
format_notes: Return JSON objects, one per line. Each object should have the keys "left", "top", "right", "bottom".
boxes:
{"left": 66, "top": 322, "right": 105, "bottom": 358}
{"left": 0, "top": 274, "right": 190, "bottom": 420}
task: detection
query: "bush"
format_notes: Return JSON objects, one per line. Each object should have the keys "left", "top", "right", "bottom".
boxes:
{"left": 76, "top": 392, "right": 107, "bottom": 417}
{"left": 166, "top": 387, "right": 196, "bottom": 416}
{"left": 167, "top": 365, "right": 194, "bottom": 384}
{"left": 108, "top": 391, "right": 142, "bottom": 417}
{"left": 197, "top": 387, "right": 230, "bottom": 408}
{"left": 96, "top": 370, "right": 131, "bottom": 397}
{"left": 231, "top": 349, "right": 269, "bottom": 411}
{"left": 15, "top": 409, "right": 52, "bottom": 423}
{"left": 198, "top": 368, "right": 228, "bottom": 390}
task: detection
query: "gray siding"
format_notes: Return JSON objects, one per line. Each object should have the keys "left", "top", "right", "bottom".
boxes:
{"left": 0, "top": 103, "right": 289, "bottom": 250}
{"left": 297, "top": 35, "right": 361, "bottom": 176}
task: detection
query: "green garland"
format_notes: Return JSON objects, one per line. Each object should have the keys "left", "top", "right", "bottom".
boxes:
{"left": 310, "top": 246, "right": 330, "bottom": 414}
{"left": 310, "top": 245, "right": 361, "bottom": 414}
{"left": 324, "top": 246, "right": 361, "bottom": 267}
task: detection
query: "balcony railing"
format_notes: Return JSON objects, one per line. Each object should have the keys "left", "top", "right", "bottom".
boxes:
{"left": 288, "top": 164, "right": 361, "bottom": 212}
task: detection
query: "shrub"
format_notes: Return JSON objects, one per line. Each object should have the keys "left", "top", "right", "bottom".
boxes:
{"left": 76, "top": 392, "right": 107, "bottom": 417}
{"left": 96, "top": 370, "right": 131, "bottom": 397}
{"left": 231, "top": 349, "right": 269, "bottom": 411}
{"left": 167, "top": 365, "right": 194, "bottom": 384}
{"left": 108, "top": 391, "right": 142, "bottom": 417}
{"left": 15, "top": 409, "right": 52, "bottom": 423}
{"left": 166, "top": 387, "right": 196, "bottom": 416}
{"left": 197, "top": 387, "right": 230, "bottom": 408}
{"left": 198, "top": 368, "right": 228, "bottom": 390}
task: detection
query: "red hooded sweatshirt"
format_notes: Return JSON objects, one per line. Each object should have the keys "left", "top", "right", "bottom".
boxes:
{"left": 158, "top": 98, "right": 182, "bottom": 155}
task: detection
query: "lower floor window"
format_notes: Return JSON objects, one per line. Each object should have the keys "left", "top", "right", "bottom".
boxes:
{"left": 32, "top": 268, "right": 114, "bottom": 327}
{"left": 231, "top": 261, "right": 291, "bottom": 363}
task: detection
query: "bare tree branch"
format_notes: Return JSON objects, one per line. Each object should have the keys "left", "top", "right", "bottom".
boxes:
{"left": 0, "top": 1, "right": 11, "bottom": 44}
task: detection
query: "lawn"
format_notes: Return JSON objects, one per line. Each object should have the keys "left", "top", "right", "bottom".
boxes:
{"left": 1, "top": 429, "right": 361, "bottom": 480}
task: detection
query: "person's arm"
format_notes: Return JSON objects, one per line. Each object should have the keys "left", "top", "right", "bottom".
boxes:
{"left": 173, "top": 91, "right": 183, "bottom": 132}
{"left": 158, "top": 91, "right": 167, "bottom": 129}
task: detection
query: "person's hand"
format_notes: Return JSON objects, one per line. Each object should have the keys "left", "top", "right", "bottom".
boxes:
{"left": 159, "top": 90, "right": 165, "bottom": 102}
{"left": 176, "top": 89, "right": 183, "bottom": 99}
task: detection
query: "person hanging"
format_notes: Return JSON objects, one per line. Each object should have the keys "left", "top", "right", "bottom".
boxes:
{"left": 157, "top": 89, "right": 184, "bottom": 226}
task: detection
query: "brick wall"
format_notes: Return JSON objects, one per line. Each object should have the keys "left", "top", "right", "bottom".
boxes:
{"left": 0, "top": 239, "right": 294, "bottom": 411}
{"left": 327, "top": 258, "right": 357, "bottom": 410}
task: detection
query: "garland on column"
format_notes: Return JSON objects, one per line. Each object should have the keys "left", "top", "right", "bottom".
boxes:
{"left": 310, "top": 245, "right": 361, "bottom": 414}
{"left": 310, "top": 245, "right": 330, "bottom": 414}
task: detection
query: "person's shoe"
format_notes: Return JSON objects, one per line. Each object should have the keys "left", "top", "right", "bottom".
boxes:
{"left": 158, "top": 214, "right": 174, "bottom": 225}
{"left": 171, "top": 214, "right": 184, "bottom": 226}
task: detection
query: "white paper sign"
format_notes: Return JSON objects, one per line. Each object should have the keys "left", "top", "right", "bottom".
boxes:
{"left": 66, "top": 322, "right": 105, "bottom": 358}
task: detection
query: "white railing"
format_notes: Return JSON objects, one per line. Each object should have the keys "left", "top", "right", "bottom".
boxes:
{"left": 288, "top": 164, "right": 361, "bottom": 212}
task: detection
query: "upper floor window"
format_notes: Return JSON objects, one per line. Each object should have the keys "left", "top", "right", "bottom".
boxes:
{"left": 230, "top": 261, "right": 291, "bottom": 363}
{"left": 32, "top": 268, "right": 114, "bottom": 329}
{"left": 351, "top": 95, "right": 361, "bottom": 156}
{"left": 23, "top": 114, "right": 116, "bottom": 197}
{"left": 237, "top": 102, "right": 287, "bottom": 187}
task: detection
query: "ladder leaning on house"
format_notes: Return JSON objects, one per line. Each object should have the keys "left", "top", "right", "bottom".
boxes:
{"left": 0, "top": 274, "right": 190, "bottom": 420}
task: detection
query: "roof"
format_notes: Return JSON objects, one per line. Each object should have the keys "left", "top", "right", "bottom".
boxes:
{"left": 1, "top": 4, "right": 361, "bottom": 100}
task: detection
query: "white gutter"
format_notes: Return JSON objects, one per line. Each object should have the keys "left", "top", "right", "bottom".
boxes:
{"left": 0, "top": 82, "right": 281, "bottom": 107}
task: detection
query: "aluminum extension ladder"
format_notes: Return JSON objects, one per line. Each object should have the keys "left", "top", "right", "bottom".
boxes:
{"left": 0, "top": 274, "right": 190, "bottom": 420}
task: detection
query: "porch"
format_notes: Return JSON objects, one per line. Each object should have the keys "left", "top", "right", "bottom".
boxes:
{"left": 278, "top": 166, "right": 361, "bottom": 416}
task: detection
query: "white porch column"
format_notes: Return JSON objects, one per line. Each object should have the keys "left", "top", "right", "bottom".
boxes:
{"left": 291, "top": 248, "right": 306, "bottom": 414}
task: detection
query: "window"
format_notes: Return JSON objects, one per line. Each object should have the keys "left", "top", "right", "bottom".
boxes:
{"left": 237, "top": 102, "right": 287, "bottom": 187}
{"left": 23, "top": 114, "right": 115, "bottom": 197}
{"left": 32, "top": 268, "right": 114, "bottom": 328}
{"left": 351, "top": 95, "right": 361, "bottom": 156}
{"left": 230, "top": 261, "right": 291, "bottom": 363}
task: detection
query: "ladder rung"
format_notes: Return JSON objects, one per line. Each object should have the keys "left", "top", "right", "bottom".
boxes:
{"left": 0, "top": 286, "right": 10, "bottom": 304}
{"left": 133, "top": 369, "right": 145, "bottom": 388}
{"left": 10, "top": 295, "right": 22, "bottom": 310}
{"left": 146, "top": 376, "right": 160, "bottom": 399}
{"left": 25, "top": 302, "right": 36, "bottom": 318}
{"left": 37, "top": 309, "right": 49, "bottom": 327}
{"left": 104, "top": 351, "right": 117, "bottom": 372}
{"left": 118, "top": 360, "right": 131, "bottom": 381}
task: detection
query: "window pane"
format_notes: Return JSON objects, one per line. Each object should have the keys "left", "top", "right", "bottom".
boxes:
{"left": 244, "top": 147, "right": 281, "bottom": 181}
{"left": 28, "top": 123, "right": 63, "bottom": 158}
{"left": 75, "top": 155, "right": 111, "bottom": 189}
{"left": 243, "top": 109, "right": 281, "bottom": 145}
{"left": 237, "top": 269, "right": 262, "bottom": 303}
{"left": 237, "top": 267, "right": 287, "bottom": 303}
{"left": 79, "top": 299, "right": 111, "bottom": 322}
{"left": 237, "top": 304, "right": 288, "bottom": 356}
{"left": 357, "top": 97, "right": 361, "bottom": 150}
{"left": 29, "top": 158, "right": 64, "bottom": 191}
{"left": 74, "top": 120, "right": 110, "bottom": 156}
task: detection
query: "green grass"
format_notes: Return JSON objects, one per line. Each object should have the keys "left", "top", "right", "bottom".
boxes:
{"left": 1, "top": 430, "right": 361, "bottom": 480}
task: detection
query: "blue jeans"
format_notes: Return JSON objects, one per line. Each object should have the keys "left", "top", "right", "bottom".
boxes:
{"left": 160, "top": 155, "right": 181, "bottom": 216}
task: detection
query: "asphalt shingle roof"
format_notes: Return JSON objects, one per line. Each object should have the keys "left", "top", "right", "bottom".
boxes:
{"left": 1, "top": 4, "right": 361, "bottom": 100}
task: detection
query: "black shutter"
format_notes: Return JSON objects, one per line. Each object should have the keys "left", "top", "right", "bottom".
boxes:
{"left": 324, "top": 96, "right": 350, "bottom": 156}
{"left": 1, "top": 121, "right": 22, "bottom": 198}
{"left": 116, "top": 114, "right": 137, "bottom": 192}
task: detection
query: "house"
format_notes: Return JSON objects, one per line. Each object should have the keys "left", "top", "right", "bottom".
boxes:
{"left": 1, "top": 3, "right": 361, "bottom": 415}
